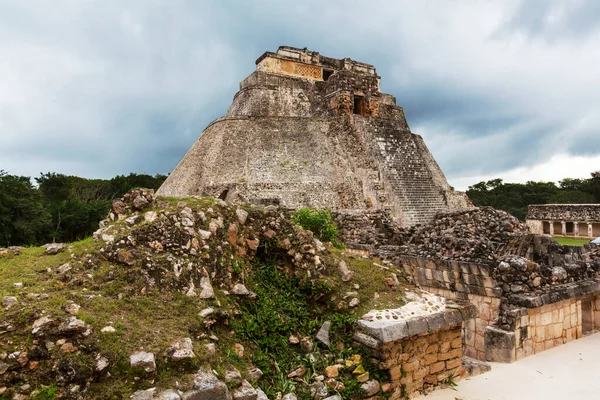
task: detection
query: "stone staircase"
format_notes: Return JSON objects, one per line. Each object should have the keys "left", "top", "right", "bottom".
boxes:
{"left": 371, "top": 127, "right": 450, "bottom": 226}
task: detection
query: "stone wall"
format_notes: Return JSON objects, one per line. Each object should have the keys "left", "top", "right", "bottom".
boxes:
{"left": 355, "top": 304, "right": 476, "bottom": 399}
{"left": 527, "top": 204, "right": 600, "bottom": 222}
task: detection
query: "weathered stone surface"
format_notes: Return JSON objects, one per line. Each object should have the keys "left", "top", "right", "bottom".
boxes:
{"left": 44, "top": 243, "right": 65, "bottom": 255}
{"left": 185, "top": 369, "right": 230, "bottom": 400}
{"left": 131, "top": 388, "right": 156, "bottom": 400}
{"left": 316, "top": 321, "right": 331, "bottom": 347}
{"left": 157, "top": 46, "right": 469, "bottom": 227}
{"left": 360, "top": 380, "right": 380, "bottom": 397}
{"left": 130, "top": 351, "right": 156, "bottom": 373}
{"left": 156, "top": 390, "right": 182, "bottom": 400}
{"left": 168, "top": 338, "right": 195, "bottom": 361}
{"left": 2, "top": 296, "right": 18, "bottom": 310}
{"left": 236, "top": 209, "right": 249, "bottom": 225}
{"left": 232, "top": 381, "right": 257, "bottom": 400}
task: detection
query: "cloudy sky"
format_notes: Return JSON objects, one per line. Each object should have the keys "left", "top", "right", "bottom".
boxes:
{"left": 1, "top": 0, "right": 599, "bottom": 190}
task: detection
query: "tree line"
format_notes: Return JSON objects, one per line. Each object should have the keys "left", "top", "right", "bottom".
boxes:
{"left": 466, "top": 171, "right": 600, "bottom": 221}
{"left": 0, "top": 171, "right": 166, "bottom": 247}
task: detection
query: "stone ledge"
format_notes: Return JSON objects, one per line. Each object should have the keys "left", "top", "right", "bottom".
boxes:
{"left": 508, "top": 279, "right": 600, "bottom": 308}
{"left": 357, "top": 303, "right": 477, "bottom": 343}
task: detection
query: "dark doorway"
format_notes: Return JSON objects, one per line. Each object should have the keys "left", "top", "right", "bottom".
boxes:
{"left": 323, "top": 69, "right": 333, "bottom": 81}
{"left": 543, "top": 221, "right": 550, "bottom": 234}
{"left": 566, "top": 222, "right": 574, "bottom": 235}
{"left": 353, "top": 95, "right": 365, "bottom": 115}
{"left": 218, "top": 190, "right": 229, "bottom": 201}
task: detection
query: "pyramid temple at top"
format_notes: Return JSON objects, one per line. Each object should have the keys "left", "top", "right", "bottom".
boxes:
{"left": 157, "top": 46, "right": 471, "bottom": 226}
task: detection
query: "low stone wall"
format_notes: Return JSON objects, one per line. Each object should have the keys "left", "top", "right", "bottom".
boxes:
{"left": 332, "top": 209, "right": 401, "bottom": 251}
{"left": 355, "top": 304, "right": 477, "bottom": 399}
{"left": 399, "top": 256, "right": 502, "bottom": 360}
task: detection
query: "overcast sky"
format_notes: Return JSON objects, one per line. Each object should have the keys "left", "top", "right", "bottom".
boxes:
{"left": 1, "top": 0, "right": 599, "bottom": 190}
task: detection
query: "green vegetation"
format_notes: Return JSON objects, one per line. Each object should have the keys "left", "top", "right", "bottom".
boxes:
{"left": 291, "top": 208, "right": 343, "bottom": 248}
{"left": 466, "top": 171, "right": 600, "bottom": 221}
{"left": 0, "top": 171, "right": 166, "bottom": 247}
{"left": 552, "top": 237, "right": 591, "bottom": 246}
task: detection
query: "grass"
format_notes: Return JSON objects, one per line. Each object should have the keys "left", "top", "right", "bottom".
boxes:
{"left": 0, "top": 198, "right": 412, "bottom": 399}
{"left": 552, "top": 236, "right": 591, "bottom": 246}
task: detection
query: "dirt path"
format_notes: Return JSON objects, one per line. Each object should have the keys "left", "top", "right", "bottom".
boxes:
{"left": 421, "top": 332, "right": 600, "bottom": 400}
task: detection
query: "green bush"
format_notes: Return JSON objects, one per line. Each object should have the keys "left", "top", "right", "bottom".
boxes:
{"left": 291, "top": 208, "right": 343, "bottom": 248}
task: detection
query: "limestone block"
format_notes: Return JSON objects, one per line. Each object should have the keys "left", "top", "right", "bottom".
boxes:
{"left": 484, "top": 327, "right": 516, "bottom": 363}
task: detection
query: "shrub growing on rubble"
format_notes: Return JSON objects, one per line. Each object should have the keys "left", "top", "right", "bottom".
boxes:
{"left": 291, "top": 208, "right": 343, "bottom": 248}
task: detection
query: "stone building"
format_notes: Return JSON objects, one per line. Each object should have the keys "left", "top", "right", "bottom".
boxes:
{"left": 527, "top": 204, "right": 600, "bottom": 238}
{"left": 157, "top": 46, "right": 470, "bottom": 227}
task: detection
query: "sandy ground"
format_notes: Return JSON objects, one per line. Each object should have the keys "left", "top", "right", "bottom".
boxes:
{"left": 421, "top": 332, "right": 600, "bottom": 400}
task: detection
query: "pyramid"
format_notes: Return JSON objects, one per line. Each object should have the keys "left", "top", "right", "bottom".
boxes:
{"left": 158, "top": 46, "right": 470, "bottom": 226}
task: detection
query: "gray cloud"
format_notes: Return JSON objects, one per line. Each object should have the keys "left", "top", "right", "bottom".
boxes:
{"left": 1, "top": 0, "right": 599, "bottom": 189}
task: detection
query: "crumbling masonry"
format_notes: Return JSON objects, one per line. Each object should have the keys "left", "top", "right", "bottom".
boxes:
{"left": 158, "top": 46, "right": 470, "bottom": 227}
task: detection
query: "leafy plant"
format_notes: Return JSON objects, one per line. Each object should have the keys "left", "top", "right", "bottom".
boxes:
{"left": 444, "top": 372, "right": 458, "bottom": 390}
{"left": 291, "top": 208, "right": 343, "bottom": 248}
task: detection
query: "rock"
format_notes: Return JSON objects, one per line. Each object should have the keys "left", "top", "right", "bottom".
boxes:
{"left": 552, "top": 266, "right": 568, "bottom": 282}
{"left": 44, "top": 243, "right": 65, "bottom": 255}
{"left": 199, "top": 229, "right": 212, "bottom": 240}
{"left": 199, "top": 307, "right": 215, "bottom": 318}
{"left": 125, "top": 215, "right": 142, "bottom": 226}
{"left": 236, "top": 209, "right": 249, "bottom": 225}
{"left": 2, "top": 296, "right": 18, "bottom": 310}
{"left": 199, "top": 275, "right": 215, "bottom": 299}
{"left": 131, "top": 388, "right": 156, "bottom": 400}
{"left": 185, "top": 369, "right": 230, "bottom": 400}
{"left": 233, "top": 380, "right": 257, "bottom": 400}
{"left": 156, "top": 390, "right": 182, "bottom": 400}
{"left": 233, "top": 343, "right": 244, "bottom": 357}
{"left": 130, "top": 351, "right": 156, "bottom": 373}
{"left": 360, "top": 380, "right": 380, "bottom": 397}
{"left": 287, "top": 366, "right": 307, "bottom": 379}
{"left": 348, "top": 298, "right": 360, "bottom": 308}
{"left": 323, "top": 396, "right": 341, "bottom": 400}
{"left": 247, "top": 366, "right": 263, "bottom": 381}
{"left": 101, "top": 234, "right": 115, "bottom": 243}
{"left": 256, "top": 388, "right": 268, "bottom": 400}
{"left": 225, "top": 368, "right": 243, "bottom": 385}
{"left": 324, "top": 365, "right": 338, "bottom": 378}
{"left": 145, "top": 211, "right": 158, "bottom": 223}
{"left": 309, "top": 381, "right": 328, "bottom": 399}
{"left": 316, "top": 321, "right": 331, "bottom": 347}
{"left": 231, "top": 283, "right": 250, "bottom": 296}
{"left": 325, "top": 379, "right": 344, "bottom": 392}
{"left": 64, "top": 302, "right": 80, "bottom": 314}
{"left": 204, "top": 343, "right": 216, "bottom": 357}
{"left": 96, "top": 355, "right": 109, "bottom": 372}
{"left": 300, "top": 337, "right": 313, "bottom": 352}
{"left": 338, "top": 261, "right": 354, "bottom": 282}
{"left": 13, "top": 282, "right": 23, "bottom": 288}
{"left": 133, "top": 195, "right": 150, "bottom": 210}
{"left": 289, "top": 335, "right": 300, "bottom": 344}
{"left": 313, "top": 239, "right": 326, "bottom": 252}
{"left": 168, "top": 338, "right": 195, "bottom": 361}
{"left": 31, "top": 316, "right": 54, "bottom": 335}
{"left": 282, "top": 394, "right": 297, "bottom": 400}
{"left": 60, "top": 342, "right": 77, "bottom": 354}
{"left": 101, "top": 326, "right": 116, "bottom": 333}
{"left": 57, "top": 263, "right": 73, "bottom": 275}
{"left": 0, "top": 361, "right": 8, "bottom": 375}
{"left": 356, "top": 372, "right": 369, "bottom": 382}
{"left": 57, "top": 316, "right": 89, "bottom": 335}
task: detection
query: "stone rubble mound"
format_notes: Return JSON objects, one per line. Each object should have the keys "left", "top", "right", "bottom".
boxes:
{"left": 400, "top": 207, "right": 529, "bottom": 263}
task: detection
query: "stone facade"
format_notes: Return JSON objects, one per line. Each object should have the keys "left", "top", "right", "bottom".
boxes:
{"left": 158, "top": 46, "right": 470, "bottom": 227}
{"left": 355, "top": 303, "right": 476, "bottom": 398}
{"left": 527, "top": 204, "right": 600, "bottom": 238}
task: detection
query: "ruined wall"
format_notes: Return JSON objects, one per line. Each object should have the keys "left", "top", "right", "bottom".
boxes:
{"left": 355, "top": 305, "right": 476, "bottom": 399}
{"left": 400, "top": 256, "right": 502, "bottom": 360}
{"left": 527, "top": 204, "right": 600, "bottom": 222}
